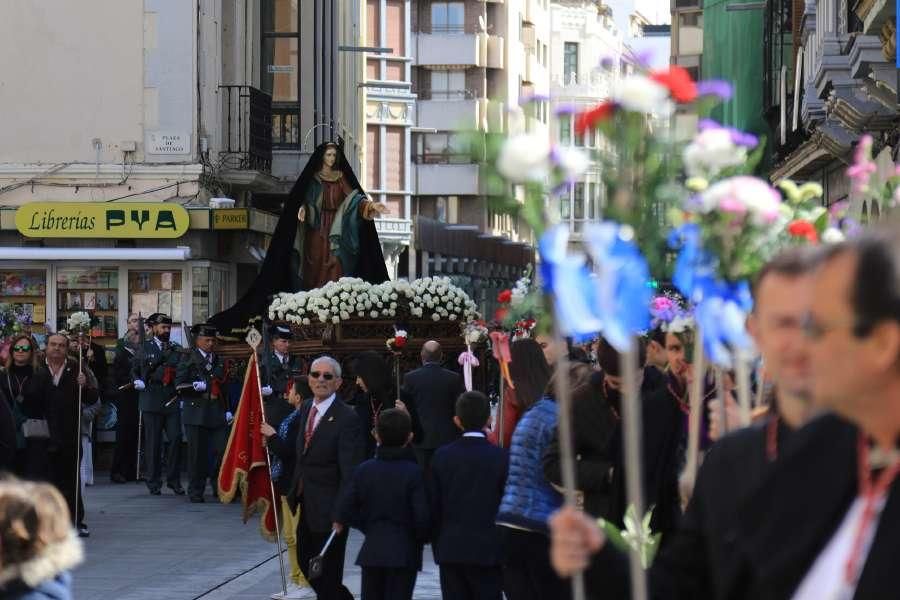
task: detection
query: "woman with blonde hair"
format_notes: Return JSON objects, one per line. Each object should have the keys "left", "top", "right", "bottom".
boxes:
{"left": 0, "top": 478, "right": 83, "bottom": 599}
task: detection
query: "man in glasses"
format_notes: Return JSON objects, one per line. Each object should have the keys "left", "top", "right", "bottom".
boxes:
{"left": 548, "top": 247, "right": 824, "bottom": 598}
{"left": 722, "top": 227, "right": 900, "bottom": 598}
{"left": 287, "top": 356, "right": 364, "bottom": 600}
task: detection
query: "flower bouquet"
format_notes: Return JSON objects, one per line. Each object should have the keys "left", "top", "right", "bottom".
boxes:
{"left": 0, "top": 304, "right": 33, "bottom": 340}
{"left": 385, "top": 329, "right": 408, "bottom": 351}
{"left": 66, "top": 311, "right": 92, "bottom": 336}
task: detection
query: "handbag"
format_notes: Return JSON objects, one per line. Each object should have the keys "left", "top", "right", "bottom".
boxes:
{"left": 22, "top": 418, "right": 50, "bottom": 439}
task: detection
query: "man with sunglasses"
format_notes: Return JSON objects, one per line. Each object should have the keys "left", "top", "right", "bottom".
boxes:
{"left": 287, "top": 356, "right": 364, "bottom": 600}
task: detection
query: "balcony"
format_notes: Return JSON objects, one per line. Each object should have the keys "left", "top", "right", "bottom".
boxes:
{"left": 374, "top": 217, "right": 413, "bottom": 244}
{"left": 551, "top": 73, "right": 613, "bottom": 100}
{"left": 218, "top": 85, "right": 273, "bottom": 182}
{"left": 417, "top": 34, "right": 482, "bottom": 66}
{"left": 418, "top": 96, "right": 481, "bottom": 130}
{"left": 416, "top": 163, "right": 481, "bottom": 195}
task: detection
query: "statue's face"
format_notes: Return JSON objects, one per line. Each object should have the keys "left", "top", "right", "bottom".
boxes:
{"left": 323, "top": 147, "right": 337, "bottom": 168}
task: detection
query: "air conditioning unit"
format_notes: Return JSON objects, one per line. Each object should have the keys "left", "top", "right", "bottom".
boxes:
{"left": 210, "top": 197, "right": 235, "bottom": 209}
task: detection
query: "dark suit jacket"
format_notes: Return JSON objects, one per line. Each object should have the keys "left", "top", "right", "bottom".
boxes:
{"left": 176, "top": 349, "right": 226, "bottom": 428}
{"left": 259, "top": 350, "right": 299, "bottom": 427}
{"left": 586, "top": 415, "right": 794, "bottom": 599}
{"left": 400, "top": 363, "right": 464, "bottom": 450}
{"left": 338, "top": 445, "right": 429, "bottom": 569}
{"left": 287, "top": 395, "right": 364, "bottom": 532}
{"left": 723, "top": 414, "right": 896, "bottom": 600}
{"left": 428, "top": 435, "right": 508, "bottom": 566}
{"left": 26, "top": 360, "right": 99, "bottom": 452}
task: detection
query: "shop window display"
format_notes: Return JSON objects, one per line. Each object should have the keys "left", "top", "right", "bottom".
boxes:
{"left": 0, "top": 270, "right": 47, "bottom": 333}
{"left": 129, "top": 270, "right": 183, "bottom": 333}
{"left": 57, "top": 268, "right": 119, "bottom": 343}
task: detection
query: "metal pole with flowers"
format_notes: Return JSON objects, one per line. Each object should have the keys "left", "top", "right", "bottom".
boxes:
{"left": 386, "top": 327, "right": 409, "bottom": 402}
{"left": 67, "top": 310, "right": 92, "bottom": 524}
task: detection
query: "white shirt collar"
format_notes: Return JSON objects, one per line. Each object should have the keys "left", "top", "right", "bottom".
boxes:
{"left": 198, "top": 348, "right": 209, "bottom": 359}
{"left": 463, "top": 432, "right": 486, "bottom": 438}
{"left": 154, "top": 337, "right": 163, "bottom": 349}
{"left": 312, "top": 393, "right": 336, "bottom": 415}
{"left": 274, "top": 350, "right": 286, "bottom": 362}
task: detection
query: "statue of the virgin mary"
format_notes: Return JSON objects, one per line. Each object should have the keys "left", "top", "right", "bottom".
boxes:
{"left": 210, "top": 141, "right": 390, "bottom": 334}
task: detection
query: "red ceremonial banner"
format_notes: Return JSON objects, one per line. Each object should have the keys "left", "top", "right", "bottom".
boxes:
{"left": 217, "top": 352, "right": 278, "bottom": 541}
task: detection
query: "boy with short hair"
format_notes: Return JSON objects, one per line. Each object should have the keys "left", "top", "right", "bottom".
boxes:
{"left": 429, "top": 391, "right": 509, "bottom": 600}
{"left": 336, "top": 408, "right": 429, "bottom": 600}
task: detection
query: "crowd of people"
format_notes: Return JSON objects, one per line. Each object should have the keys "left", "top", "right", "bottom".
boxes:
{"left": 2, "top": 224, "right": 900, "bottom": 600}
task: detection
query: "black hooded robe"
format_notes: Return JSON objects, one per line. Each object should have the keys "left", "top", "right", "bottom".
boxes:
{"left": 210, "top": 142, "right": 389, "bottom": 335}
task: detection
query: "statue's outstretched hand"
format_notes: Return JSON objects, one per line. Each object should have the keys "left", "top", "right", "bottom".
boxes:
{"left": 297, "top": 206, "right": 306, "bottom": 223}
{"left": 371, "top": 202, "right": 389, "bottom": 216}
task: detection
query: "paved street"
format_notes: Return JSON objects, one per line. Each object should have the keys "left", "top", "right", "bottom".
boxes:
{"left": 75, "top": 476, "right": 442, "bottom": 600}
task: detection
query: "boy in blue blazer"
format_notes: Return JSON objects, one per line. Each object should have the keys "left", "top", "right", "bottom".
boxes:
{"left": 336, "top": 408, "right": 429, "bottom": 600}
{"left": 429, "top": 391, "right": 509, "bottom": 600}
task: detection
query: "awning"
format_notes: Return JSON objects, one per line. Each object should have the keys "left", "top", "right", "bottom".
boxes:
{"left": 0, "top": 247, "right": 192, "bottom": 261}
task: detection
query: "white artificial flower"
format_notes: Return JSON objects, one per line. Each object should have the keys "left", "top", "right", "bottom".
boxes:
{"left": 302, "top": 318, "right": 311, "bottom": 325}
{"left": 683, "top": 127, "right": 747, "bottom": 178}
{"left": 555, "top": 146, "right": 590, "bottom": 182}
{"left": 822, "top": 227, "right": 845, "bottom": 244}
{"left": 340, "top": 311, "right": 350, "bottom": 320}
{"left": 370, "top": 311, "right": 379, "bottom": 318}
{"left": 497, "top": 133, "right": 551, "bottom": 183}
{"left": 331, "top": 316, "right": 340, "bottom": 324}
{"left": 612, "top": 75, "right": 671, "bottom": 115}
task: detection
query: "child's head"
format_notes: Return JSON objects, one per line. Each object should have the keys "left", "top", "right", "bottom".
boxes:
{"left": 454, "top": 391, "right": 490, "bottom": 433}
{"left": 375, "top": 408, "right": 412, "bottom": 448}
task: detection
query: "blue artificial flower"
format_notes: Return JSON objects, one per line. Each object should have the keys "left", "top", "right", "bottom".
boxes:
{"left": 582, "top": 223, "right": 652, "bottom": 353}
{"left": 538, "top": 225, "right": 604, "bottom": 338}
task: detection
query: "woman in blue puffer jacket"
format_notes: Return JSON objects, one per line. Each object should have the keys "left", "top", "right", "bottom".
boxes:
{"left": 497, "top": 362, "right": 593, "bottom": 600}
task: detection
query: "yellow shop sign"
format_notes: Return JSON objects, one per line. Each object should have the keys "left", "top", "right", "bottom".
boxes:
{"left": 212, "top": 208, "right": 249, "bottom": 230}
{"left": 16, "top": 202, "right": 190, "bottom": 238}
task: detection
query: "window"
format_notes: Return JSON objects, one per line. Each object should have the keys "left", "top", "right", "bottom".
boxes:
{"left": 574, "top": 183, "right": 585, "bottom": 220}
{"left": 192, "top": 267, "right": 228, "bottom": 325}
{"left": 432, "top": 2, "right": 465, "bottom": 33}
{"left": 59, "top": 268, "right": 120, "bottom": 342}
{"left": 262, "top": 0, "right": 300, "bottom": 147}
{"left": 1, "top": 270, "right": 47, "bottom": 334}
{"left": 417, "top": 132, "right": 470, "bottom": 163}
{"left": 560, "top": 195, "right": 571, "bottom": 220}
{"left": 679, "top": 12, "right": 702, "bottom": 27}
{"left": 564, "top": 42, "right": 579, "bottom": 83}
{"left": 430, "top": 70, "right": 467, "bottom": 99}
{"left": 574, "top": 126, "right": 584, "bottom": 147}
{"left": 559, "top": 114, "right": 571, "bottom": 145}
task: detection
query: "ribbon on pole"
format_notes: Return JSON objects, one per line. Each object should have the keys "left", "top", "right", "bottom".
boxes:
{"left": 489, "top": 331, "right": 514, "bottom": 389}
{"left": 457, "top": 344, "right": 480, "bottom": 392}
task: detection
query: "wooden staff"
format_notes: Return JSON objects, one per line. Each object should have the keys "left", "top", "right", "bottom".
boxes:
{"left": 715, "top": 367, "right": 727, "bottom": 438}
{"left": 735, "top": 351, "right": 753, "bottom": 426}
{"left": 247, "top": 329, "right": 288, "bottom": 597}
{"left": 551, "top": 322, "right": 585, "bottom": 600}
{"left": 75, "top": 331, "right": 84, "bottom": 525}
{"left": 684, "top": 327, "right": 705, "bottom": 488}
{"left": 621, "top": 338, "right": 648, "bottom": 600}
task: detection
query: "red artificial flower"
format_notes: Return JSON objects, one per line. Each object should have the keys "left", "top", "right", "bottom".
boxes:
{"left": 575, "top": 101, "right": 616, "bottom": 135}
{"left": 393, "top": 336, "right": 407, "bottom": 349}
{"left": 787, "top": 219, "right": 819, "bottom": 243}
{"left": 650, "top": 66, "right": 698, "bottom": 103}
{"left": 497, "top": 289, "right": 512, "bottom": 304}
{"left": 494, "top": 307, "right": 509, "bottom": 322}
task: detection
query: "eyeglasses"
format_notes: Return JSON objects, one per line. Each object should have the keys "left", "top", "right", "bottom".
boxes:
{"left": 801, "top": 313, "right": 862, "bottom": 340}
{"left": 12, "top": 345, "right": 31, "bottom": 352}
{"left": 309, "top": 371, "right": 335, "bottom": 381}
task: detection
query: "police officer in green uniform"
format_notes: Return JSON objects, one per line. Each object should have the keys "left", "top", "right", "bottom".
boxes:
{"left": 176, "top": 323, "right": 230, "bottom": 503}
{"left": 259, "top": 325, "right": 299, "bottom": 428}
{"left": 131, "top": 313, "right": 184, "bottom": 496}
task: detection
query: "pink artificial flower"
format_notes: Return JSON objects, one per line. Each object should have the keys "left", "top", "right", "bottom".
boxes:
{"left": 718, "top": 197, "right": 747, "bottom": 215}
{"left": 848, "top": 134, "right": 876, "bottom": 192}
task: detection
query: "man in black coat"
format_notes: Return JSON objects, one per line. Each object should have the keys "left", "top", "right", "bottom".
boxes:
{"left": 400, "top": 340, "right": 464, "bottom": 471}
{"left": 260, "top": 325, "right": 300, "bottom": 428}
{"left": 25, "top": 332, "right": 100, "bottom": 538}
{"left": 429, "top": 391, "right": 508, "bottom": 600}
{"left": 287, "top": 356, "right": 364, "bottom": 600}
{"left": 548, "top": 247, "right": 824, "bottom": 599}
{"left": 110, "top": 314, "right": 140, "bottom": 483}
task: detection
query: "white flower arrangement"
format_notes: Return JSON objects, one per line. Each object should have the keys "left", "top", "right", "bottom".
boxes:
{"left": 66, "top": 311, "right": 92, "bottom": 334}
{"left": 268, "top": 277, "right": 478, "bottom": 326}
{"left": 510, "top": 275, "right": 531, "bottom": 307}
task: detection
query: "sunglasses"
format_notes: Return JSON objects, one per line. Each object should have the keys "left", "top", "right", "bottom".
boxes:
{"left": 309, "top": 371, "right": 335, "bottom": 381}
{"left": 12, "top": 345, "right": 31, "bottom": 352}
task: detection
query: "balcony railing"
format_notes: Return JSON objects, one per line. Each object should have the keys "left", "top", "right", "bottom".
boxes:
{"left": 413, "top": 152, "right": 474, "bottom": 164}
{"left": 219, "top": 85, "right": 273, "bottom": 172}
{"left": 416, "top": 89, "right": 477, "bottom": 100}
{"left": 431, "top": 24, "right": 466, "bottom": 34}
